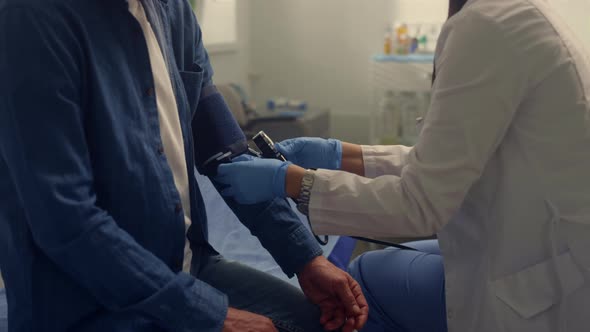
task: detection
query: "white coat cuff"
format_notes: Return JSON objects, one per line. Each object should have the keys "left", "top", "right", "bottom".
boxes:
{"left": 308, "top": 169, "right": 345, "bottom": 236}
{"left": 361, "top": 145, "right": 380, "bottom": 179}
{"left": 361, "top": 145, "right": 412, "bottom": 178}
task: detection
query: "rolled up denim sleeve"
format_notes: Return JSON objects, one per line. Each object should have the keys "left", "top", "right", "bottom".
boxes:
{"left": 218, "top": 196, "right": 324, "bottom": 277}
{"left": 0, "top": 7, "right": 227, "bottom": 331}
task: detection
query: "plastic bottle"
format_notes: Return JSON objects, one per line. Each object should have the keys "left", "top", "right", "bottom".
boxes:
{"left": 395, "top": 23, "right": 409, "bottom": 55}
{"left": 267, "top": 98, "right": 289, "bottom": 111}
{"left": 407, "top": 24, "right": 419, "bottom": 54}
{"left": 410, "top": 37, "right": 419, "bottom": 54}
{"left": 378, "top": 90, "right": 400, "bottom": 144}
{"left": 384, "top": 27, "right": 393, "bottom": 55}
{"left": 418, "top": 35, "right": 428, "bottom": 53}
{"left": 287, "top": 100, "right": 308, "bottom": 111}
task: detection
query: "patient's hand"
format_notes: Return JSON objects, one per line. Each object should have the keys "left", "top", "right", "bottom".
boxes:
{"left": 222, "top": 308, "right": 278, "bottom": 332}
{"left": 297, "top": 256, "right": 369, "bottom": 332}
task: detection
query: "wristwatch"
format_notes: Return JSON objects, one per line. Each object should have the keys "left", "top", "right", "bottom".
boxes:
{"left": 296, "top": 169, "right": 315, "bottom": 216}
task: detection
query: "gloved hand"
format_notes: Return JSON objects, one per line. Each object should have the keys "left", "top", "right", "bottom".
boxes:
{"left": 215, "top": 155, "right": 291, "bottom": 205}
{"left": 275, "top": 137, "right": 342, "bottom": 170}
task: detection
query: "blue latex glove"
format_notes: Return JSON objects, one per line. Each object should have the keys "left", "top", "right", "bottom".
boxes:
{"left": 215, "top": 155, "right": 291, "bottom": 205}
{"left": 275, "top": 137, "right": 342, "bottom": 170}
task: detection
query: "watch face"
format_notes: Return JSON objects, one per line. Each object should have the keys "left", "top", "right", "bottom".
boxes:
{"left": 303, "top": 171, "right": 315, "bottom": 185}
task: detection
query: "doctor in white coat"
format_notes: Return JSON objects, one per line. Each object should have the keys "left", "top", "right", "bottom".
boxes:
{"left": 216, "top": 0, "right": 590, "bottom": 331}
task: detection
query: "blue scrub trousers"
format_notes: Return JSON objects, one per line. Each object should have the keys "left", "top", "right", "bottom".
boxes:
{"left": 348, "top": 240, "right": 448, "bottom": 332}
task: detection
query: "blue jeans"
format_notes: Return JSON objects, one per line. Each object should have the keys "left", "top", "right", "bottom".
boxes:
{"left": 76, "top": 248, "right": 325, "bottom": 332}
{"left": 193, "top": 250, "right": 325, "bottom": 332}
{"left": 0, "top": 289, "right": 6, "bottom": 332}
{"left": 348, "top": 240, "right": 448, "bottom": 332}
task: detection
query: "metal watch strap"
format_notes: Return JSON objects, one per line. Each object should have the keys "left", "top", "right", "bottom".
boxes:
{"left": 296, "top": 169, "right": 315, "bottom": 216}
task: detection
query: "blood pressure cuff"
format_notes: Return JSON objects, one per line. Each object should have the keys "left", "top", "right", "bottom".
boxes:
{"left": 192, "top": 86, "right": 249, "bottom": 176}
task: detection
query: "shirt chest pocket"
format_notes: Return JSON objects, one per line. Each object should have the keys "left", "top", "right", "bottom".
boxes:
{"left": 179, "top": 63, "right": 204, "bottom": 118}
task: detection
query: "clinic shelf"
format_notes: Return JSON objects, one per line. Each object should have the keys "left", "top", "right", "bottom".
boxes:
{"left": 368, "top": 54, "right": 434, "bottom": 145}
{"left": 372, "top": 53, "right": 435, "bottom": 64}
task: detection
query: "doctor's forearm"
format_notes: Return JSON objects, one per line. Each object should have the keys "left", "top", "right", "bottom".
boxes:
{"left": 285, "top": 142, "right": 364, "bottom": 199}
{"left": 340, "top": 142, "right": 365, "bottom": 176}
{"left": 285, "top": 142, "right": 365, "bottom": 199}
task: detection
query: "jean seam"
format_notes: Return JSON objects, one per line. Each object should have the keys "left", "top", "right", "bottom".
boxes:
{"left": 271, "top": 318, "right": 306, "bottom": 332}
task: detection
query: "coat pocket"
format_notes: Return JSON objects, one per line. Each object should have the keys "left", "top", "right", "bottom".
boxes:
{"left": 561, "top": 219, "right": 590, "bottom": 275}
{"left": 492, "top": 250, "right": 586, "bottom": 319}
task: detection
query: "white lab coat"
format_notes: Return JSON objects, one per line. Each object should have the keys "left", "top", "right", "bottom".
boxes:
{"left": 309, "top": 0, "right": 590, "bottom": 331}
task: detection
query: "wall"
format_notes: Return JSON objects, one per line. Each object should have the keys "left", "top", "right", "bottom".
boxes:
{"left": 392, "top": 0, "right": 447, "bottom": 23}
{"left": 551, "top": 0, "right": 590, "bottom": 50}
{"left": 198, "top": 0, "right": 237, "bottom": 46}
{"left": 197, "top": 0, "right": 251, "bottom": 90}
{"left": 202, "top": 0, "right": 447, "bottom": 103}
{"left": 246, "top": 0, "right": 449, "bottom": 143}
{"left": 248, "top": 0, "right": 394, "bottom": 111}
{"left": 247, "top": 0, "right": 405, "bottom": 143}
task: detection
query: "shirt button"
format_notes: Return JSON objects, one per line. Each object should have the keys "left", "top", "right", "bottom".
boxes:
{"left": 175, "top": 203, "right": 183, "bottom": 213}
{"left": 146, "top": 87, "right": 155, "bottom": 97}
{"left": 157, "top": 146, "right": 165, "bottom": 155}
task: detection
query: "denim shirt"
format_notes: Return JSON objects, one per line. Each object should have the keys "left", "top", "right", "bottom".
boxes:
{"left": 0, "top": 0, "right": 322, "bottom": 331}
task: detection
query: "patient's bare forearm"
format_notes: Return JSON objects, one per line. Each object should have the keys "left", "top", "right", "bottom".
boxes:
{"left": 286, "top": 165, "right": 306, "bottom": 200}
{"left": 341, "top": 142, "right": 365, "bottom": 176}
